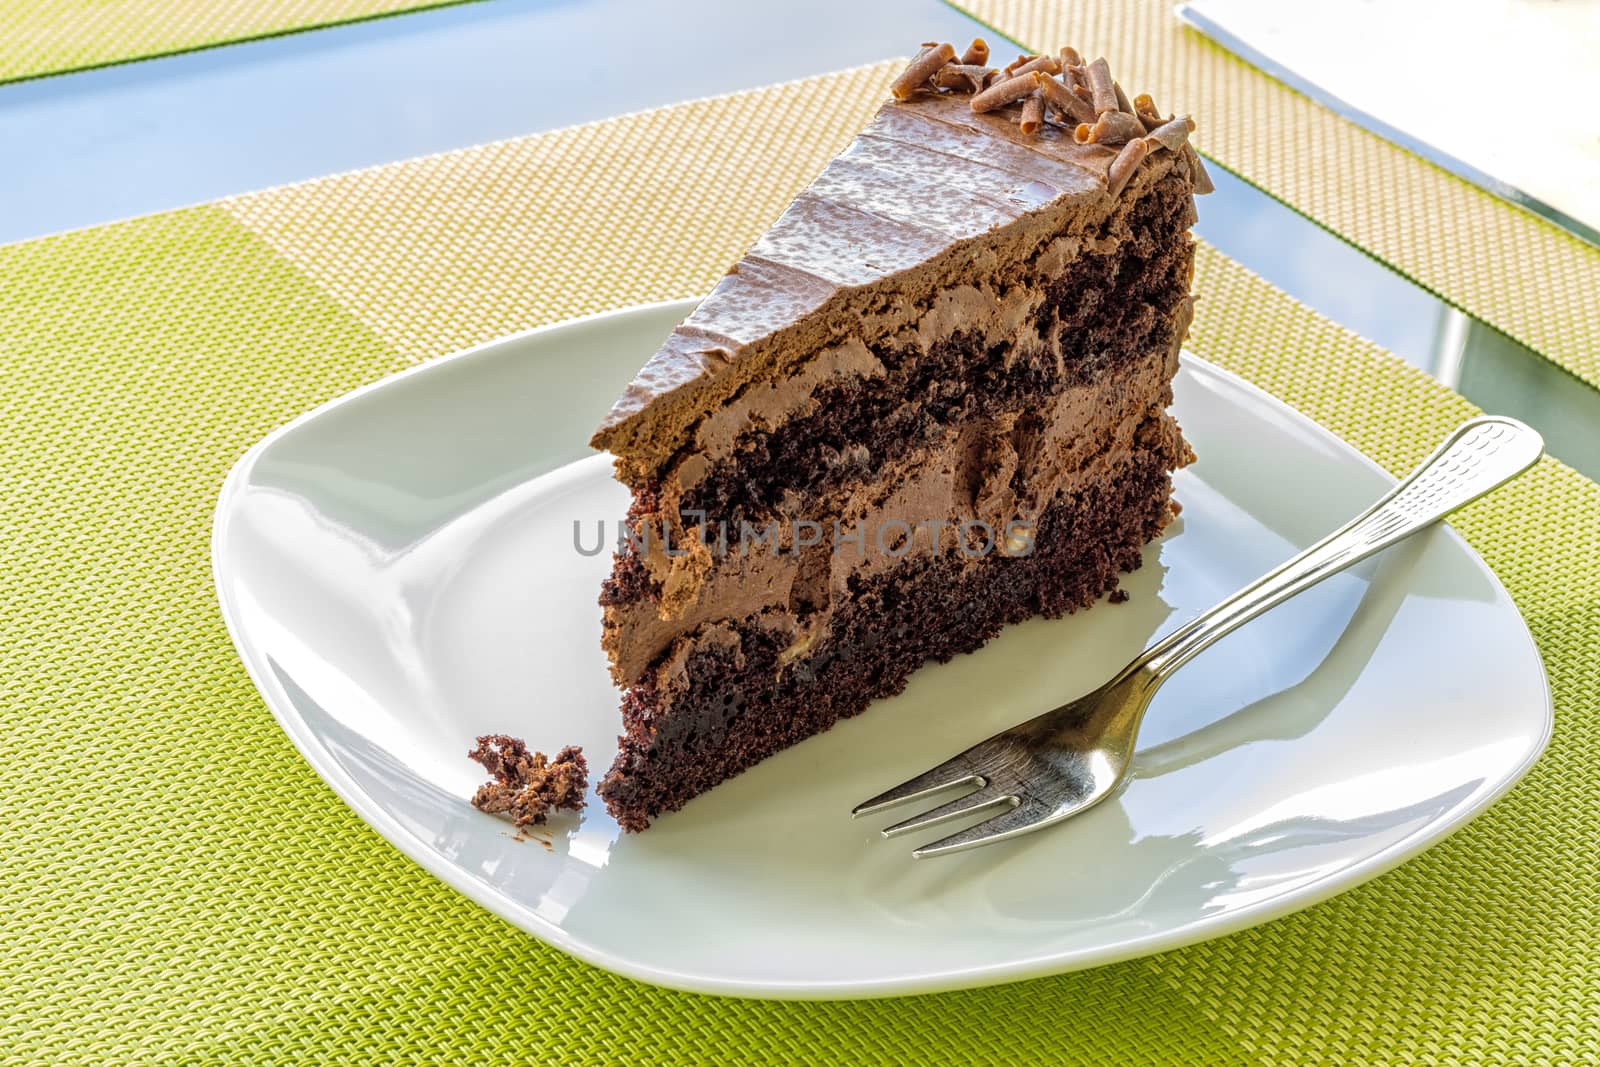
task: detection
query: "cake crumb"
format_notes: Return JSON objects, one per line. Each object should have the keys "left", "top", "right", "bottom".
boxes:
{"left": 1108, "top": 589, "right": 1130, "bottom": 604}
{"left": 468, "top": 736, "right": 587, "bottom": 827}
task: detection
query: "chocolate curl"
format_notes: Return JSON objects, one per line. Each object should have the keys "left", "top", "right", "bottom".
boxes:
{"left": 1078, "top": 110, "right": 1145, "bottom": 145}
{"left": 1112, "top": 80, "right": 1138, "bottom": 115}
{"left": 1001, "top": 54, "right": 1037, "bottom": 75}
{"left": 961, "top": 38, "right": 990, "bottom": 65}
{"left": 971, "top": 72, "right": 1040, "bottom": 113}
{"left": 1107, "top": 138, "right": 1149, "bottom": 197}
{"left": 891, "top": 42, "right": 956, "bottom": 100}
{"left": 1132, "top": 92, "right": 1165, "bottom": 131}
{"left": 1007, "top": 54, "right": 1061, "bottom": 79}
{"left": 1184, "top": 143, "right": 1216, "bottom": 193}
{"left": 1113, "top": 82, "right": 1147, "bottom": 134}
{"left": 1019, "top": 93, "right": 1045, "bottom": 137}
{"left": 934, "top": 64, "right": 995, "bottom": 93}
{"left": 1086, "top": 57, "right": 1118, "bottom": 114}
{"left": 1125, "top": 105, "right": 1212, "bottom": 192}
{"left": 1034, "top": 71, "right": 1095, "bottom": 125}
{"left": 1060, "top": 45, "right": 1085, "bottom": 69}
{"left": 1144, "top": 114, "right": 1195, "bottom": 153}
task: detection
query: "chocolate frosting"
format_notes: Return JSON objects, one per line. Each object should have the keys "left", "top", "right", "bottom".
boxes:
{"left": 588, "top": 91, "right": 1159, "bottom": 474}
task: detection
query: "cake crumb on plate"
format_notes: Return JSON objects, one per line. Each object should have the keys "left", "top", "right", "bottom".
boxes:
{"left": 468, "top": 736, "right": 587, "bottom": 827}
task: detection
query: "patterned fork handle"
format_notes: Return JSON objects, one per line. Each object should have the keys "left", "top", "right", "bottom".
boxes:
{"left": 1138, "top": 416, "right": 1544, "bottom": 679}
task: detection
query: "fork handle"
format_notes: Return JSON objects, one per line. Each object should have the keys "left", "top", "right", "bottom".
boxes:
{"left": 1137, "top": 416, "right": 1543, "bottom": 679}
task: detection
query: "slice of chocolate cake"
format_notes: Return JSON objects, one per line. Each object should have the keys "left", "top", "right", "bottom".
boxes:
{"left": 590, "top": 43, "right": 1208, "bottom": 831}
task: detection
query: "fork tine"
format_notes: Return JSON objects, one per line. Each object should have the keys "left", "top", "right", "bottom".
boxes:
{"left": 910, "top": 797, "right": 1062, "bottom": 858}
{"left": 851, "top": 756, "right": 986, "bottom": 818}
{"left": 880, "top": 788, "right": 1019, "bottom": 838}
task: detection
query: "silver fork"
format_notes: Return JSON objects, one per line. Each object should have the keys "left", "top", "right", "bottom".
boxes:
{"left": 853, "top": 415, "right": 1544, "bottom": 858}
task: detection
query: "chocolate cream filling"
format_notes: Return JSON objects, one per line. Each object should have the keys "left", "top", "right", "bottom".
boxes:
{"left": 602, "top": 339, "right": 1188, "bottom": 686}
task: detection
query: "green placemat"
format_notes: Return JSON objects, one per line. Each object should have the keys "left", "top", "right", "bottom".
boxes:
{"left": 0, "top": 0, "right": 475, "bottom": 84}
{"left": 3, "top": 64, "right": 1597, "bottom": 1065}
{"left": 956, "top": 0, "right": 1600, "bottom": 396}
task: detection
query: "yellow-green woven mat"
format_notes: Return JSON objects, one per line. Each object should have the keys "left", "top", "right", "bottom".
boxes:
{"left": 957, "top": 0, "right": 1600, "bottom": 396}
{"left": 3, "top": 62, "right": 1598, "bottom": 1065}
{"left": 0, "top": 0, "right": 474, "bottom": 84}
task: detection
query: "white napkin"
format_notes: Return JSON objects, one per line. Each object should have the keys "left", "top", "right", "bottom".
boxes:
{"left": 1179, "top": 0, "right": 1600, "bottom": 244}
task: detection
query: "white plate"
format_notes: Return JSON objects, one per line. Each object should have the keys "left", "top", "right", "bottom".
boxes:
{"left": 213, "top": 299, "right": 1551, "bottom": 999}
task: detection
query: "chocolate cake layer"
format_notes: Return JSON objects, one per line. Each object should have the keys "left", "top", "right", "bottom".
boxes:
{"left": 598, "top": 433, "right": 1185, "bottom": 831}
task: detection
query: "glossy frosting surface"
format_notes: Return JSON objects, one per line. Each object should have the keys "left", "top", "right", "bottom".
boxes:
{"left": 590, "top": 92, "right": 1126, "bottom": 453}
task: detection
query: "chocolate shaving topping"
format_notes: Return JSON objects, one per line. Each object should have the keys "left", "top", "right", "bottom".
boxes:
{"left": 1033, "top": 70, "right": 1095, "bottom": 125}
{"left": 1144, "top": 114, "right": 1195, "bottom": 153}
{"left": 1112, "top": 80, "right": 1143, "bottom": 128}
{"left": 1007, "top": 54, "right": 1062, "bottom": 79}
{"left": 1107, "top": 137, "right": 1149, "bottom": 196}
{"left": 934, "top": 63, "right": 995, "bottom": 94}
{"left": 890, "top": 42, "right": 956, "bottom": 100}
{"left": 1079, "top": 110, "right": 1145, "bottom": 146}
{"left": 1133, "top": 91, "right": 1165, "bottom": 132}
{"left": 1019, "top": 92, "right": 1045, "bottom": 137}
{"left": 1184, "top": 142, "right": 1216, "bottom": 194}
{"left": 970, "top": 72, "right": 1041, "bottom": 113}
{"left": 1086, "top": 57, "right": 1118, "bottom": 114}
{"left": 882, "top": 39, "right": 1210, "bottom": 195}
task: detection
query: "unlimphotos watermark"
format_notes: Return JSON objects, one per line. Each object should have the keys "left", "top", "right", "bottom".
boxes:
{"left": 572, "top": 514, "right": 1036, "bottom": 560}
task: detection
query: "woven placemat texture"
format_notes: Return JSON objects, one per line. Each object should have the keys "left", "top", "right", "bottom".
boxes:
{"left": 0, "top": 0, "right": 471, "bottom": 83}
{"left": 958, "top": 0, "right": 1600, "bottom": 394}
{"left": 3, "top": 62, "right": 1597, "bottom": 1065}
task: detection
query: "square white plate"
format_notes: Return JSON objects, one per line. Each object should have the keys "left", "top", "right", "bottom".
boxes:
{"left": 213, "top": 299, "right": 1550, "bottom": 999}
